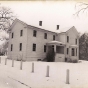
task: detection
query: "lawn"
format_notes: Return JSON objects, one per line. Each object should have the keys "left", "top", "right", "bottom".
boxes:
{"left": 0, "top": 56, "right": 88, "bottom": 88}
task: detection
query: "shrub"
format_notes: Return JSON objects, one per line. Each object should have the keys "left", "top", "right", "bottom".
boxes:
{"left": 45, "top": 50, "right": 55, "bottom": 62}
{"left": 67, "top": 58, "right": 78, "bottom": 63}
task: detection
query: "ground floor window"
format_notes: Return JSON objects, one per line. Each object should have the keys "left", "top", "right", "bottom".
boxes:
{"left": 67, "top": 48, "right": 69, "bottom": 55}
{"left": 56, "top": 46, "right": 64, "bottom": 54}
{"left": 44, "top": 45, "right": 46, "bottom": 52}
{"left": 33, "top": 43, "right": 36, "bottom": 51}
{"left": 72, "top": 48, "right": 75, "bottom": 56}
{"left": 11, "top": 44, "right": 13, "bottom": 51}
{"left": 19, "top": 43, "right": 22, "bottom": 51}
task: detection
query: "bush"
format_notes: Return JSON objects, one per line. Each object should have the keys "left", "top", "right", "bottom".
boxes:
{"left": 67, "top": 58, "right": 78, "bottom": 63}
{"left": 45, "top": 50, "right": 55, "bottom": 62}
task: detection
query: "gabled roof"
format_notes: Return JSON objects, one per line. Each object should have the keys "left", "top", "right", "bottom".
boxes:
{"left": 9, "top": 18, "right": 57, "bottom": 34}
{"left": 9, "top": 18, "right": 78, "bottom": 35}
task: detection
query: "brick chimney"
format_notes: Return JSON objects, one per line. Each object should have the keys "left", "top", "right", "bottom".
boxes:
{"left": 39, "top": 21, "right": 42, "bottom": 26}
{"left": 57, "top": 25, "right": 59, "bottom": 30}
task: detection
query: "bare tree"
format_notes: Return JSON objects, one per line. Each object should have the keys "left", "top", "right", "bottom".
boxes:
{"left": 0, "top": 6, "right": 16, "bottom": 31}
{"left": 74, "top": 2, "right": 88, "bottom": 16}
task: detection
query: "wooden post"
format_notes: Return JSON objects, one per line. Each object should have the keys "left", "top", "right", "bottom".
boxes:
{"left": 46, "top": 65, "right": 49, "bottom": 77}
{"left": 32, "top": 62, "right": 34, "bottom": 73}
{"left": 66, "top": 69, "right": 70, "bottom": 84}
{"left": 5, "top": 58, "right": 7, "bottom": 65}
{"left": 0, "top": 57, "right": 1, "bottom": 63}
{"left": 12, "top": 59, "right": 14, "bottom": 67}
{"left": 20, "top": 59, "right": 23, "bottom": 70}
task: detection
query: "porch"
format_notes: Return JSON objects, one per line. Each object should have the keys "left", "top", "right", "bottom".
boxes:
{"left": 46, "top": 41, "right": 66, "bottom": 62}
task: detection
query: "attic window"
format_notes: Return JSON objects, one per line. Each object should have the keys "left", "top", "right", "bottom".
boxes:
{"left": 20, "top": 30, "right": 23, "bottom": 36}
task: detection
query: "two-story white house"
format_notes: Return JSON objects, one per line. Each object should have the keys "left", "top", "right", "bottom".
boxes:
{"left": 8, "top": 19, "right": 79, "bottom": 62}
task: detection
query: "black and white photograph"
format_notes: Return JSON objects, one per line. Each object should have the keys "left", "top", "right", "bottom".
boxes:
{"left": 0, "top": 0, "right": 88, "bottom": 88}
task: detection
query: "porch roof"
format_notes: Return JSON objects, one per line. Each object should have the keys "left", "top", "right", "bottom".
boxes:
{"left": 46, "top": 41, "right": 65, "bottom": 45}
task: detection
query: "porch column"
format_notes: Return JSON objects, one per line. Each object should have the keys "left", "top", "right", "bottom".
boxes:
{"left": 54, "top": 45, "right": 56, "bottom": 53}
{"left": 69, "top": 47, "right": 71, "bottom": 57}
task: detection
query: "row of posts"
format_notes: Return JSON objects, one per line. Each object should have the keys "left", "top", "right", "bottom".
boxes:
{"left": 0, "top": 57, "right": 70, "bottom": 84}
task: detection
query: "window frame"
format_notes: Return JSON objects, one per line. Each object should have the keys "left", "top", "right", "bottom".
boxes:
{"left": 44, "top": 33, "right": 47, "bottom": 39}
{"left": 33, "top": 30, "right": 37, "bottom": 37}
{"left": 33, "top": 43, "right": 36, "bottom": 51}
{"left": 53, "top": 35, "right": 55, "bottom": 40}
{"left": 11, "top": 32, "right": 14, "bottom": 38}
{"left": 67, "top": 48, "right": 69, "bottom": 55}
{"left": 19, "top": 43, "right": 22, "bottom": 51}
{"left": 67, "top": 36, "right": 69, "bottom": 43}
{"left": 76, "top": 39, "right": 77, "bottom": 44}
{"left": 44, "top": 45, "right": 46, "bottom": 52}
{"left": 20, "top": 30, "right": 23, "bottom": 36}
{"left": 11, "top": 44, "right": 13, "bottom": 51}
{"left": 72, "top": 48, "right": 75, "bottom": 56}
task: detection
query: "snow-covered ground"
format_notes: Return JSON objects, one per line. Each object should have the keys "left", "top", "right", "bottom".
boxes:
{"left": 0, "top": 56, "right": 88, "bottom": 88}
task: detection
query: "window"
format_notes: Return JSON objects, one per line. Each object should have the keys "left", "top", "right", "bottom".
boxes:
{"left": 56, "top": 46, "right": 64, "bottom": 54}
{"left": 19, "top": 43, "right": 22, "bottom": 51}
{"left": 44, "top": 33, "right": 47, "bottom": 39}
{"left": 67, "top": 48, "right": 69, "bottom": 55}
{"left": 72, "top": 48, "right": 75, "bottom": 56}
{"left": 76, "top": 39, "right": 77, "bottom": 44}
{"left": 44, "top": 45, "right": 46, "bottom": 52}
{"left": 53, "top": 35, "right": 55, "bottom": 40}
{"left": 11, "top": 44, "right": 13, "bottom": 51}
{"left": 52, "top": 45, "right": 54, "bottom": 52}
{"left": 76, "top": 48, "right": 77, "bottom": 56}
{"left": 33, "top": 43, "right": 36, "bottom": 51}
{"left": 20, "top": 30, "right": 23, "bottom": 36}
{"left": 12, "top": 33, "right": 14, "bottom": 38}
{"left": 33, "top": 30, "right": 37, "bottom": 37}
{"left": 67, "top": 36, "right": 69, "bottom": 43}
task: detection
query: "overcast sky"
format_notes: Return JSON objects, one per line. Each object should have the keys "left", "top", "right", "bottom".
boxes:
{"left": 0, "top": 1, "right": 88, "bottom": 44}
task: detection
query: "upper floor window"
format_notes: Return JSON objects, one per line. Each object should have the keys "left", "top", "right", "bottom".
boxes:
{"left": 33, "top": 43, "right": 36, "bottom": 51}
{"left": 11, "top": 32, "right": 14, "bottom": 38}
{"left": 44, "top": 45, "right": 46, "bottom": 52}
{"left": 11, "top": 44, "right": 13, "bottom": 51}
{"left": 33, "top": 30, "right": 37, "bottom": 37}
{"left": 76, "top": 39, "right": 77, "bottom": 44}
{"left": 72, "top": 48, "right": 75, "bottom": 56}
{"left": 67, "top": 36, "right": 69, "bottom": 43}
{"left": 20, "top": 30, "right": 23, "bottom": 36}
{"left": 19, "top": 43, "right": 22, "bottom": 51}
{"left": 67, "top": 48, "right": 69, "bottom": 55}
{"left": 44, "top": 33, "right": 47, "bottom": 39}
{"left": 53, "top": 35, "right": 55, "bottom": 40}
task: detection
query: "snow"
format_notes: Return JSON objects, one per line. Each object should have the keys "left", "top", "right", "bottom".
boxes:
{"left": 0, "top": 56, "right": 88, "bottom": 88}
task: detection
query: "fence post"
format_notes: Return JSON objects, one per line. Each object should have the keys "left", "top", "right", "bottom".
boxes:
{"left": 20, "top": 59, "right": 23, "bottom": 70}
{"left": 32, "top": 62, "right": 34, "bottom": 73}
{"left": 12, "top": 59, "right": 14, "bottom": 67}
{"left": 5, "top": 58, "right": 7, "bottom": 65}
{"left": 66, "top": 69, "right": 70, "bottom": 84}
{"left": 0, "top": 57, "right": 1, "bottom": 63}
{"left": 46, "top": 65, "right": 49, "bottom": 77}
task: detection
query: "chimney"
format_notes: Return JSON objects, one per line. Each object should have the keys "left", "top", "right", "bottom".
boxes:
{"left": 39, "top": 21, "right": 42, "bottom": 26}
{"left": 57, "top": 25, "right": 59, "bottom": 30}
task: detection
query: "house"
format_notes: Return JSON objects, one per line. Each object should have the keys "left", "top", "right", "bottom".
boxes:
{"left": 8, "top": 19, "right": 79, "bottom": 62}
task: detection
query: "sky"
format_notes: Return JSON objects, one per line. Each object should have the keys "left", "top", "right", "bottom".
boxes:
{"left": 0, "top": 1, "right": 88, "bottom": 44}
